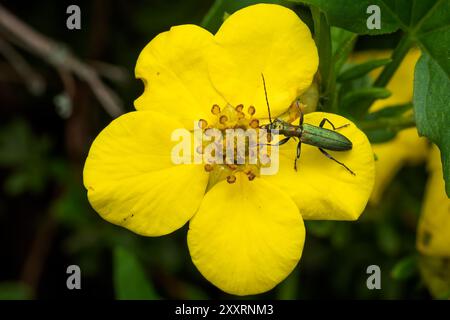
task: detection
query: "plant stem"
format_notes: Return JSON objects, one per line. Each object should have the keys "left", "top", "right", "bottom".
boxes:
{"left": 373, "top": 35, "right": 413, "bottom": 87}
{"left": 358, "top": 115, "right": 416, "bottom": 131}
{"left": 354, "top": 35, "right": 413, "bottom": 118}
{"left": 311, "top": 8, "right": 336, "bottom": 112}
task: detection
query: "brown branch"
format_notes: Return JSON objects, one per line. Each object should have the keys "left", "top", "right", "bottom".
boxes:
{"left": 0, "top": 4, "right": 124, "bottom": 118}
{"left": 0, "top": 36, "right": 45, "bottom": 95}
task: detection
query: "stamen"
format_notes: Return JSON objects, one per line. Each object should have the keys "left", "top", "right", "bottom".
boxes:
{"left": 235, "top": 104, "right": 244, "bottom": 112}
{"left": 219, "top": 115, "right": 228, "bottom": 124}
{"left": 203, "top": 102, "right": 267, "bottom": 184}
{"left": 211, "top": 104, "right": 221, "bottom": 115}
{"left": 247, "top": 172, "right": 256, "bottom": 181}
{"left": 249, "top": 119, "right": 259, "bottom": 128}
{"left": 198, "top": 119, "right": 208, "bottom": 129}
{"left": 226, "top": 175, "right": 236, "bottom": 184}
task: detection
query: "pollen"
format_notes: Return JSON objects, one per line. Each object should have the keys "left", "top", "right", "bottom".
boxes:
{"left": 249, "top": 119, "right": 259, "bottom": 128}
{"left": 226, "top": 175, "right": 237, "bottom": 184}
{"left": 211, "top": 104, "right": 221, "bottom": 115}
{"left": 198, "top": 119, "right": 208, "bottom": 129}
{"left": 199, "top": 104, "right": 273, "bottom": 184}
{"left": 219, "top": 115, "right": 228, "bottom": 124}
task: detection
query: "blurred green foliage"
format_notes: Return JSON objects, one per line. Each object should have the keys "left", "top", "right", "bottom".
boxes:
{"left": 0, "top": 0, "right": 447, "bottom": 300}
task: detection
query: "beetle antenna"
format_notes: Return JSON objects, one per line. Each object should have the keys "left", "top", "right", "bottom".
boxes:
{"left": 261, "top": 73, "right": 272, "bottom": 124}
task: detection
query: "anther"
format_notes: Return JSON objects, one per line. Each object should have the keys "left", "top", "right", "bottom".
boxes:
{"left": 219, "top": 115, "right": 228, "bottom": 124}
{"left": 237, "top": 111, "right": 245, "bottom": 120}
{"left": 204, "top": 164, "right": 214, "bottom": 172}
{"left": 235, "top": 104, "right": 244, "bottom": 112}
{"left": 248, "top": 105, "right": 255, "bottom": 115}
{"left": 227, "top": 175, "right": 236, "bottom": 184}
{"left": 211, "top": 104, "right": 221, "bottom": 115}
{"left": 247, "top": 172, "right": 256, "bottom": 181}
{"left": 198, "top": 119, "right": 208, "bottom": 129}
{"left": 249, "top": 119, "right": 259, "bottom": 128}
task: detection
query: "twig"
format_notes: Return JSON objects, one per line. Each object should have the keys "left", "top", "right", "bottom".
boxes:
{"left": 0, "top": 36, "right": 45, "bottom": 95}
{"left": 0, "top": 4, "right": 124, "bottom": 118}
{"left": 89, "top": 60, "right": 130, "bottom": 84}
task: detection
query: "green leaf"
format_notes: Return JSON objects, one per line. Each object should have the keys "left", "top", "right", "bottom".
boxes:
{"left": 365, "top": 129, "right": 397, "bottom": 144}
{"left": 364, "top": 103, "right": 412, "bottom": 120}
{"left": 341, "top": 87, "right": 391, "bottom": 116}
{"left": 201, "top": 0, "right": 287, "bottom": 33}
{"left": 338, "top": 58, "right": 391, "bottom": 82}
{"left": 391, "top": 255, "right": 418, "bottom": 280}
{"left": 289, "top": 0, "right": 401, "bottom": 34}
{"left": 331, "top": 27, "right": 357, "bottom": 73}
{"left": 113, "top": 246, "right": 159, "bottom": 300}
{"left": 311, "top": 8, "right": 335, "bottom": 111}
{"left": 413, "top": 53, "right": 450, "bottom": 196}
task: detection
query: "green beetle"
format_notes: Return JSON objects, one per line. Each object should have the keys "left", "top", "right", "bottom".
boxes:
{"left": 260, "top": 74, "right": 355, "bottom": 175}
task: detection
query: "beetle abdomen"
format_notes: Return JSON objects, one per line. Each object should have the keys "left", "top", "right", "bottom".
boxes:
{"left": 300, "top": 124, "right": 352, "bottom": 151}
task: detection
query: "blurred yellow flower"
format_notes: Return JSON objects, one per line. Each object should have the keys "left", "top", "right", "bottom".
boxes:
{"left": 353, "top": 49, "right": 429, "bottom": 204}
{"left": 417, "top": 146, "right": 450, "bottom": 257}
{"left": 354, "top": 50, "right": 449, "bottom": 298}
{"left": 83, "top": 4, "right": 375, "bottom": 295}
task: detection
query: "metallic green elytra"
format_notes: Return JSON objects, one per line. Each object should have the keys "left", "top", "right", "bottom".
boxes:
{"left": 260, "top": 74, "right": 355, "bottom": 175}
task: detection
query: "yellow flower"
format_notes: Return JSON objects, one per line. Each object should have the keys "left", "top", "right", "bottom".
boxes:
{"left": 416, "top": 146, "right": 450, "bottom": 299}
{"left": 352, "top": 49, "right": 429, "bottom": 204}
{"left": 83, "top": 4, "right": 375, "bottom": 295}
{"left": 417, "top": 146, "right": 450, "bottom": 257}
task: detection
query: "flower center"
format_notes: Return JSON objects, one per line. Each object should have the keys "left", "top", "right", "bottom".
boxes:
{"left": 198, "top": 104, "right": 271, "bottom": 184}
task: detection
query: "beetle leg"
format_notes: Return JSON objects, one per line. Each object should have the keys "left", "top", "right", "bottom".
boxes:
{"left": 296, "top": 101, "right": 304, "bottom": 126}
{"left": 294, "top": 142, "right": 302, "bottom": 171}
{"left": 318, "top": 148, "right": 355, "bottom": 175}
{"left": 319, "top": 118, "right": 349, "bottom": 130}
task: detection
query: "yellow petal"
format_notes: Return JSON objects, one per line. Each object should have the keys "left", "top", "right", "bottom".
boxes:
{"left": 370, "top": 128, "right": 429, "bottom": 204}
{"left": 188, "top": 173, "right": 305, "bottom": 295}
{"left": 83, "top": 111, "right": 208, "bottom": 236}
{"left": 419, "top": 255, "right": 450, "bottom": 299}
{"left": 208, "top": 4, "right": 318, "bottom": 119}
{"left": 352, "top": 49, "right": 420, "bottom": 112}
{"left": 134, "top": 25, "right": 226, "bottom": 127}
{"left": 417, "top": 146, "right": 450, "bottom": 257}
{"left": 265, "top": 112, "right": 375, "bottom": 220}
